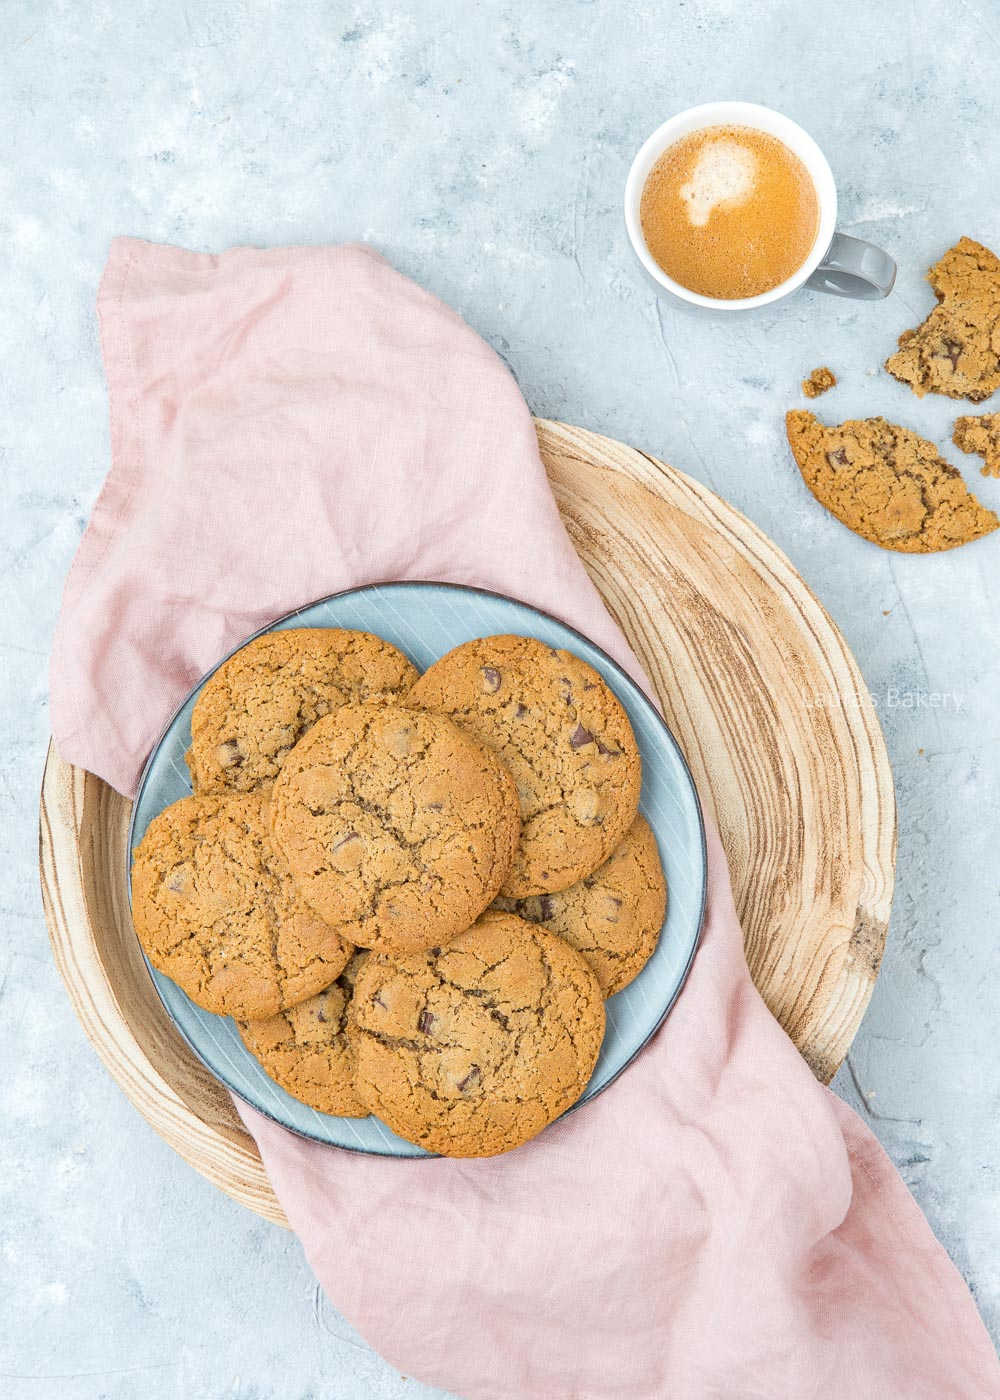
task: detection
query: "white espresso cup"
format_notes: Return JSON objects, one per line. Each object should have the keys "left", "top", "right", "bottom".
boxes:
{"left": 624, "top": 101, "right": 896, "bottom": 314}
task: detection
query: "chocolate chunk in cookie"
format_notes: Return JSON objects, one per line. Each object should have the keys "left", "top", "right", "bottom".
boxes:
{"left": 953, "top": 413, "right": 1000, "bottom": 478}
{"left": 269, "top": 702, "right": 521, "bottom": 954}
{"left": 348, "top": 911, "right": 605, "bottom": 1157}
{"left": 407, "top": 635, "right": 641, "bottom": 898}
{"left": 885, "top": 238, "right": 1000, "bottom": 402}
{"left": 786, "top": 409, "right": 998, "bottom": 553}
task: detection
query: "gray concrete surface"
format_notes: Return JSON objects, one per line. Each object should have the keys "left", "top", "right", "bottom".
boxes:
{"left": 2, "top": 1, "right": 998, "bottom": 1395}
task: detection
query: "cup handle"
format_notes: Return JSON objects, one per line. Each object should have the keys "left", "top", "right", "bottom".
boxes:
{"left": 805, "top": 233, "right": 897, "bottom": 300}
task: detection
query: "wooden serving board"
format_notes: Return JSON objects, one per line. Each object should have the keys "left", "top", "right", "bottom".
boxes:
{"left": 39, "top": 419, "right": 895, "bottom": 1229}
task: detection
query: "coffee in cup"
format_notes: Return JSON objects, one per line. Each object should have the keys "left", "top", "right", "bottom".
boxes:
{"left": 639, "top": 124, "right": 819, "bottom": 300}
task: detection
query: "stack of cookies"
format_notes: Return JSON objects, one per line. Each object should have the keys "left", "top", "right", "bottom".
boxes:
{"left": 131, "top": 628, "right": 667, "bottom": 1158}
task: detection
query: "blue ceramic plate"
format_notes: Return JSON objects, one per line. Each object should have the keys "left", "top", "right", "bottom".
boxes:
{"left": 128, "top": 582, "right": 706, "bottom": 1157}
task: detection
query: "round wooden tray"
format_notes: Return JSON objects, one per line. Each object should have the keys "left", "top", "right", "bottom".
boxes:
{"left": 39, "top": 419, "right": 895, "bottom": 1229}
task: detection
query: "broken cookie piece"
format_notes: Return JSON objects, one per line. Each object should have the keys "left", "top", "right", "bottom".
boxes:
{"left": 802, "top": 366, "right": 837, "bottom": 398}
{"left": 786, "top": 409, "right": 998, "bottom": 553}
{"left": 885, "top": 237, "right": 1000, "bottom": 402}
{"left": 953, "top": 413, "right": 1000, "bottom": 478}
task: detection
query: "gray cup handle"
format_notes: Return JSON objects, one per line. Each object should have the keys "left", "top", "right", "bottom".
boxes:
{"left": 806, "top": 233, "right": 897, "bottom": 300}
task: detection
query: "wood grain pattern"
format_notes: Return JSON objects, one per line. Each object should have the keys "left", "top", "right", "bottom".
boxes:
{"left": 539, "top": 420, "right": 895, "bottom": 1080}
{"left": 39, "top": 419, "right": 895, "bottom": 1226}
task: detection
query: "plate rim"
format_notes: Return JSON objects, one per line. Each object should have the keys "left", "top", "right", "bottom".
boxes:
{"left": 126, "top": 579, "right": 708, "bottom": 1158}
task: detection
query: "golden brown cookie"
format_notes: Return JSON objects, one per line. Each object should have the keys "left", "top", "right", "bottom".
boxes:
{"left": 802, "top": 366, "right": 837, "bottom": 399}
{"left": 953, "top": 413, "right": 1000, "bottom": 478}
{"left": 348, "top": 911, "right": 605, "bottom": 1157}
{"left": 187, "top": 628, "right": 418, "bottom": 795}
{"left": 494, "top": 814, "right": 666, "bottom": 997}
{"left": 885, "top": 237, "right": 1000, "bottom": 401}
{"left": 786, "top": 409, "right": 998, "bottom": 553}
{"left": 407, "top": 635, "right": 641, "bottom": 898}
{"left": 131, "top": 793, "right": 353, "bottom": 1020}
{"left": 269, "top": 702, "right": 520, "bottom": 953}
{"left": 237, "top": 951, "right": 369, "bottom": 1117}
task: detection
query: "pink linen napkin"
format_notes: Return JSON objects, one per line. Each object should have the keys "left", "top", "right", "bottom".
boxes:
{"left": 51, "top": 238, "right": 999, "bottom": 1399}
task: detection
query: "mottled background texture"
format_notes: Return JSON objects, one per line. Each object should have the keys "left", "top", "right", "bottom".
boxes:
{"left": 2, "top": 1, "right": 999, "bottom": 1396}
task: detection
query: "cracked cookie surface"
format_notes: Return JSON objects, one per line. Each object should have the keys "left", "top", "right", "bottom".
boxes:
{"left": 237, "top": 951, "right": 369, "bottom": 1116}
{"left": 494, "top": 814, "right": 666, "bottom": 997}
{"left": 131, "top": 793, "right": 353, "bottom": 1019}
{"left": 953, "top": 413, "right": 1000, "bottom": 478}
{"left": 786, "top": 409, "right": 998, "bottom": 553}
{"left": 269, "top": 702, "right": 521, "bottom": 953}
{"left": 885, "top": 237, "right": 1000, "bottom": 402}
{"left": 187, "top": 628, "right": 419, "bottom": 795}
{"left": 407, "top": 635, "right": 641, "bottom": 898}
{"left": 348, "top": 910, "right": 605, "bottom": 1157}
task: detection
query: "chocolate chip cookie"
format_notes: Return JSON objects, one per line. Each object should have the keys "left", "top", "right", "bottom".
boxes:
{"left": 885, "top": 237, "right": 1000, "bottom": 402}
{"left": 786, "top": 409, "right": 998, "bottom": 552}
{"left": 269, "top": 702, "right": 521, "bottom": 954}
{"left": 494, "top": 814, "right": 666, "bottom": 997}
{"left": 953, "top": 413, "right": 1000, "bottom": 478}
{"left": 407, "top": 635, "right": 642, "bottom": 898}
{"left": 237, "top": 951, "right": 369, "bottom": 1117}
{"left": 131, "top": 793, "right": 353, "bottom": 1019}
{"left": 187, "top": 628, "right": 418, "bottom": 795}
{"left": 348, "top": 910, "right": 605, "bottom": 1157}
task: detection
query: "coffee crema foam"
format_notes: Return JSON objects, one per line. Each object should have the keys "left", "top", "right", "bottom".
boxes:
{"left": 639, "top": 124, "right": 819, "bottom": 300}
{"left": 680, "top": 141, "right": 756, "bottom": 227}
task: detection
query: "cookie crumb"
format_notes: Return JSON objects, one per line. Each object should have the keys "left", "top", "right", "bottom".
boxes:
{"left": 802, "top": 366, "right": 837, "bottom": 398}
{"left": 953, "top": 413, "right": 1000, "bottom": 477}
